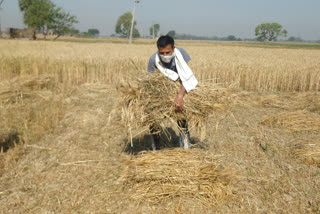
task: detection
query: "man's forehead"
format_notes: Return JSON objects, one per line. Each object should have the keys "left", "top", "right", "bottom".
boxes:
{"left": 158, "top": 45, "right": 173, "bottom": 51}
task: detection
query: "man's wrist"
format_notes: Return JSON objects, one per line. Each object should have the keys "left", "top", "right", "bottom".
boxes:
{"left": 177, "top": 93, "right": 184, "bottom": 98}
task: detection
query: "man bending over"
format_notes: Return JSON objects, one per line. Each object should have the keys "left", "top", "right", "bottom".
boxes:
{"left": 147, "top": 35, "right": 198, "bottom": 150}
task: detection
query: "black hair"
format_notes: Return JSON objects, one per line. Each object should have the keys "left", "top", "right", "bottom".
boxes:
{"left": 157, "top": 35, "right": 175, "bottom": 48}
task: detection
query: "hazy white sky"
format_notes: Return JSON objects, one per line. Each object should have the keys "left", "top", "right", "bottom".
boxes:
{"left": 1, "top": 0, "right": 320, "bottom": 40}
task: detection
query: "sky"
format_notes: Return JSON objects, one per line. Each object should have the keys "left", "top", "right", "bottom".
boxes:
{"left": 1, "top": 0, "right": 320, "bottom": 40}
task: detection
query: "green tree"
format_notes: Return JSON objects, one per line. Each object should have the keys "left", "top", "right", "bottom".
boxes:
{"left": 287, "top": 36, "right": 303, "bottom": 42}
{"left": 167, "top": 30, "right": 176, "bottom": 38}
{"left": 115, "top": 12, "right": 139, "bottom": 38}
{"left": 50, "top": 7, "right": 78, "bottom": 40}
{"left": 69, "top": 29, "right": 79, "bottom": 36}
{"left": 255, "top": 23, "right": 287, "bottom": 42}
{"left": 88, "top": 28, "right": 100, "bottom": 37}
{"left": 133, "top": 28, "right": 140, "bottom": 38}
{"left": 226, "top": 35, "right": 237, "bottom": 41}
{"left": 149, "top": 24, "right": 160, "bottom": 39}
{"left": 23, "top": 0, "right": 54, "bottom": 39}
{"left": 0, "top": 0, "right": 4, "bottom": 38}
{"left": 80, "top": 32, "right": 91, "bottom": 37}
{"left": 20, "top": 0, "right": 78, "bottom": 40}
{"left": 18, "top": 0, "right": 34, "bottom": 12}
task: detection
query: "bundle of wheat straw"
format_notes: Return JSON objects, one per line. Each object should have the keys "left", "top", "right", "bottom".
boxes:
{"left": 117, "top": 72, "right": 230, "bottom": 136}
{"left": 120, "top": 149, "right": 235, "bottom": 205}
{"left": 260, "top": 111, "right": 320, "bottom": 132}
{"left": 292, "top": 139, "right": 320, "bottom": 166}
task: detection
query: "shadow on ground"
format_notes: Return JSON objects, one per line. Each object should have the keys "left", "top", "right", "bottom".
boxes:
{"left": 123, "top": 128, "right": 206, "bottom": 155}
{"left": 0, "top": 131, "right": 24, "bottom": 153}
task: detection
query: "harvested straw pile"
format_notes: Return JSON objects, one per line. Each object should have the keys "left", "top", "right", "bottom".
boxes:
{"left": 261, "top": 111, "right": 320, "bottom": 132}
{"left": 292, "top": 139, "right": 320, "bottom": 166}
{"left": 0, "top": 75, "right": 65, "bottom": 146}
{"left": 121, "top": 149, "right": 235, "bottom": 205}
{"left": 117, "top": 72, "right": 230, "bottom": 135}
{"left": 261, "top": 92, "right": 320, "bottom": 112}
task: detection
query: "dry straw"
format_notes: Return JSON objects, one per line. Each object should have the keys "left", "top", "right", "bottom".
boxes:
{"left": 260, "top": 111, "right": 320, "bottom": 132}
{"left": 260, "top": 92, "right": 320, "bottom": 112}
{"left": 292, "top": 139, "right": 320, "bottom": 166}
{"left": 0, "top": 75, "right": 65, "bottom": 149}
{"left": 117, "top": 72, "right": 230, "bottom": 137}
{"left": 0, "top": 75, "right": 57, "bottom": 104}
{"left": 120, "top": 148, "right": 235, "bottom": 205}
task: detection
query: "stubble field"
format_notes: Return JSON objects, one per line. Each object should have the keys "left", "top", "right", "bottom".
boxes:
{"left": 0, "top": 38, "right": 320, "bottom": 213}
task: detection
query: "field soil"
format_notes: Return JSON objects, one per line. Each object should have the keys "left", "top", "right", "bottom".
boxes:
{"left": 0, "top": 40, "right": 320, "bottom": 213}
{"left": 0, "top": 81, "right": 319, "bottom": 213}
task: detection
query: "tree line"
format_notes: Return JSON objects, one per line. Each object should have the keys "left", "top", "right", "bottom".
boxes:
{"left": 114, "top": 12, "right": 160, "bottom": 39}
{"left": 114, "top": 12, "right": 293, "bottom": 42}
{"left": 13, "top": 2, "right": 318, "bottom": 42}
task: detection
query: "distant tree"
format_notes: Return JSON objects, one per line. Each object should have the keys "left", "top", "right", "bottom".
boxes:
{"left": 69, "top": 29, "right": 79, "bottom": 36}
{"left": 226, "top": 35, "right": 237, "bottom": 41}
{"left": 23, "top": 0, "right": 55, "bottom": 39}
{"left": 50, "top": 7, "right": 78, "bottom": 40}
{"left": 88, "top": 28, "right": 100, "bottom": 37}
{"left": 20, "top": 0, "right": 78, "bottom": 40}
{"left": 149, "top": 24, "right": 160, "bottom": 39}
{"left": 167, "top": 30, "right": 176, "bottom": 38}
{"left": 133, "top": 28, "right": 140, "bottom": 38}
{"left": 255, "top": 23, "right": 287, "bottom": 42}
{"left": 18, "top": 0, "right": 34, "bottom": 12}
{"left": 287, "top": 36, "right": 303, "bottom": 42}
{"left": 80, "top": 32, "right": 91, "bottom": 37}
{"left": 115, "top": 12, "right": 139, "bottom": 38}
{"left": 0, "top": 0, "right": 4, "bottom": 38}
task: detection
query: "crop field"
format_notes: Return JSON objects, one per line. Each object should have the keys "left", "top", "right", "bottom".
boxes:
{"left": 0, "top": 38, "right": 320, "bottom": 213}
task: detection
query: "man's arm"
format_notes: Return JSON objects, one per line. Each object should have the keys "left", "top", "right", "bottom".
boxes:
{"left": 175, "top": 84, "right": 186, "bottom": 111}
{"left": 178, "top": 47, "right": 191, "bottom": 63}
{"left": 147, "top": 53, "right": 157, "bottom": 73}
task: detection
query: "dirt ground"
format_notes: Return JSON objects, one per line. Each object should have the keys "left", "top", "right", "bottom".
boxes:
{"left": 0, "top": 82, "right": 319, "bottom": 213}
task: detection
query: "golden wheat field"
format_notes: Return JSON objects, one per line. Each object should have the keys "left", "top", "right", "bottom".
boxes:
{"left": 0, "top": 38, "right": 320, "bottom": 213}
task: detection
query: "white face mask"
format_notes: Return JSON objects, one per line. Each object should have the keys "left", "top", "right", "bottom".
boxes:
{"left": 160, "top": 52, "right": 175, "bottom": 63}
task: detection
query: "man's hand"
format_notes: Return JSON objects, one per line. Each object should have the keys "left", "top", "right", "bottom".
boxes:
{"left": 175, "top": 94, "right": 184, "bottom": 111}
{"left": 174, "top": 85, "right": 186, "bottom": 111}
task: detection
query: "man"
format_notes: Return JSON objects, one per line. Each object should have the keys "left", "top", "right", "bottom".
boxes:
{"left": 147, "top": 35, "right": 198, "bottom": 150}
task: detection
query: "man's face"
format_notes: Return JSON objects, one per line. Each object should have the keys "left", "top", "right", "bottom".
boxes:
{"left": 158, "top": 44, "right": 174, "bottom": 56}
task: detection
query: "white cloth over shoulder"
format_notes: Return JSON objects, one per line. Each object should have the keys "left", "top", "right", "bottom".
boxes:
{"left": 155, "top": 48, "right": 198, "bottom": 93}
